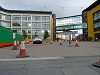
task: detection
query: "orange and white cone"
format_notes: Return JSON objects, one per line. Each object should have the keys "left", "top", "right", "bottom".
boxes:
{"left": 59, "top": 40, "right": 62, "bottom": 45}
{"left": 11, "top": 38, "right": 18, "bottom": 50}
{"left": 16, "top": 36, "right": 29, "bottom": 58}
{"left": 74, "top": 40, "right": 80, "bottom": 47}
{"left": 98, "top": 60, "right": 100, "bottom": 64}
{"left": 93, "top": 59, "right": 100, "bottom": 68}
{"left": 17, "top": 41, "right": 19, "bottom": 46}
{"left": 27, "top": 41, "right": 29, "bottom": 44}
{"left": 46, "top": 40, "right": 48, "bottom": 43}
{"left": 50, "top": 41, "right": 52, "bottom": 44}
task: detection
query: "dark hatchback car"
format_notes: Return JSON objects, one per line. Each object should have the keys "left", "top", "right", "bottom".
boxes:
{"left": 33, "top": 38, "right": 42, "bottom": 44}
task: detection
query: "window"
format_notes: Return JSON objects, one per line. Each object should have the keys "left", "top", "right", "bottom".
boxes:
{"left": 22, "top": 28, "right": 31, "bottom": 34}
{"left": 32, "top": 16, "right": 40, "bottom": 21}
{"left": 12, "top": 28, "right": 21, "bottom": 34}
{"left": 0, "top": 21, "right": 11, "bottom": 27}
{"left": 0, "top": 14, "right": 11, "bottom": 20}
{"left": 12, "top": 16, "right": 21, "bottom": 20}
{"left": 22, "top": 15, "right": 31, "bottom": 20}
{"left": 42, "top": 16, "right": 50, "bottom": 21}
{"left": 42, "top": 22, "right": 50, "bottom": 28}
{"left": 94, "top": 10, "right": 100, "bottom": 31}
{"left": 12, "top": 22, "right": 21, "bottom": 27}
{"left": 32, "top": 29, "right": 41, "bottom": 34}
{"left": 32, "top": 22, "right": 41, "bottom": 27}
{"left": 22, "top": 22, "right": 31, "bottom": 27}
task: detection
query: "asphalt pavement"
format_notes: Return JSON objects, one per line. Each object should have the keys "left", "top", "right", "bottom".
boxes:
{"left": 0, "top": 41, "right": 100, "bottom": 75}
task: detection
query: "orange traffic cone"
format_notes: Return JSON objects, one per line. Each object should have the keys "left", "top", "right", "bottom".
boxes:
{"left": 17, "top": 41, "right": 19, "bottom": 46}
{"left": 46, "top": 40, "right": 48, "bottom": 43}
{"left": 98, "top": 60, "right": 100, "bottom": 64}
{"left": 11, "top": 38, "right": 18, "bottom": 50}
{"left": 59, "top": 40, "right": 62, "bottom": 45}
{"left": 16, "top": 36, "right": 29, "bottom": 58}
{"left": 50, "top": 41, "right": 52, "bottom": 44}
{"left": 93, "top": 59, "right": 100, "bottom": 68}
{"left": 74, "top": 40, "right": 80, "bottom": 47}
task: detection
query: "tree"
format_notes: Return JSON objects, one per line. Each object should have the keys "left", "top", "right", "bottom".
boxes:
{"left": 34, "top": 32, "right": 38, "bottom": 38}
{"left": 22, "top": 31, "right": 27, "bottom": 39}
{"left": 44, "top": 30, "right": 49, "bottom": 39}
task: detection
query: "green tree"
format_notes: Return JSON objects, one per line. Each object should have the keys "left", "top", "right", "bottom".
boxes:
{"left": 22, "top": 31, "right": 27, "bottom": 39}
{"left": 34, "top": 32, "right": 38, "bottom": 38}
{"left": 44, "top": 30, "right": 49, "bottom": 39}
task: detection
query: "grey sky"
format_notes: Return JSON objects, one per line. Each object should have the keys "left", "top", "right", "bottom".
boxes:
{"left": 0, "top": 0, "right": 96, "bottom": 18}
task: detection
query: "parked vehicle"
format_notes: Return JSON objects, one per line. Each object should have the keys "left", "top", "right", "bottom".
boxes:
{"left": 33, "top": 38, "right": 42, "bottom": 44}
{"left": 0, "top": 26, "right": 22, "bottom": 47}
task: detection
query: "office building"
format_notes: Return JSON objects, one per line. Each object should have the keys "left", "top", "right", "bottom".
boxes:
{"left": 84, "top": 0, "right": 100, "bottom": 40}
{"left": 0, "top": 6, "right": 56, "bottom": 41}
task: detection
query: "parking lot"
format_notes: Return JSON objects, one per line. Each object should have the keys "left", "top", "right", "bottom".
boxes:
{"left": 0, "top": 41, "right": 100, "bottom": 75}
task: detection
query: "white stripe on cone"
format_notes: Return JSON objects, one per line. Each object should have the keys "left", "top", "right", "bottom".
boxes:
{"left": 59, "top": 40, "right": 61, "bottom": 43}
{"left": 14, "top": 40, "right": 16, "bottom": 45}
{"left": 76, "top": 40, "right": 78, "bottom": 43}
{"left": 21, "top": 41, "right": 25, "bottom": 49}
{"left": 17, "top": 41, "right": 19, "bottom": 44}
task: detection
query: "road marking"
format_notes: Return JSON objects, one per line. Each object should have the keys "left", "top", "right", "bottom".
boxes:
{"left": 0, "top": 57, "right": 64, "bottom": 61}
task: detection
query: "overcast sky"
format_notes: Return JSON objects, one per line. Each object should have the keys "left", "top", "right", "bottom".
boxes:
{"left": 0, "top": 0, "right": 97, "bottom": 18}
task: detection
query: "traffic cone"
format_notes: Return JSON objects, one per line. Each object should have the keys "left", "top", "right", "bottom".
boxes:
{"left": 27, "top": 41, "right": 29, "bottom": 44}
{"left": 11, "top": 38, "right": 18, "bottom": 50}
{"left": 74, "top": 40, "right": 80, "bottom": 47}
{"left": 50, "top": 41, "right": 52, "bottom": 44}
{"left": 46, "top": 40, "right": 48, "bottom": 43}
{"left": 59, "top": 40, "right": 62, "bottom": 45}
{"left": 93, "top": 59, "right": 100, "bottom": 68}
{"left": 98, "top": 60, "right": 100, "bottom": 64}
{"left": 16, "top": 36, "right": 29, "bottom": 58}
{"left": 17, "top": 41, "right": 19, "bottom": 46}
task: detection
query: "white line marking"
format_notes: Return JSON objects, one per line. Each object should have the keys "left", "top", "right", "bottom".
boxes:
{"left": 0, "top": 57, "right": 64, "bottom": 61}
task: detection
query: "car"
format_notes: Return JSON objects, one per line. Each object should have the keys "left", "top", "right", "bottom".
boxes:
{"left": 33, "top": 38, "right": 42, "bottom": 44}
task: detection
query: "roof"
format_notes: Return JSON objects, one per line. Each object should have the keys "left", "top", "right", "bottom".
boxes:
{"left": 83, "top": 0, "right": 100, "bottom": 11}
{"left": 0, "top": 6, "right": 52, "bottom": 14}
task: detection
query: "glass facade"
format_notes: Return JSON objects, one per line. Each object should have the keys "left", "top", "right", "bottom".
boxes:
{"left": 42, "top": 16, "right": 50, "bottom": 21}
{"left": 22, "top": 22, "right": 31, "bottom": 27}
{"left": 12, "top": 28, "right": 21, "bottom": 34}
{"left": 0, "top": 21, "right": 10, "bottom": 27}
{"left": 32, "top": 16, "right": 40, "bottom": 21}
{"left": 32, "top": 28, "right": 41, "bottom": 34}
{"left": 12, "top": 15, "right": 21, "bottom": 20}
{"left": 0, "top": 11, "right": 51, "bottom": 39}
{"left": 32, "top": 22, "right": 41, "bottom": 27}
{"left": 42, "top": 22, "right": 50, "bottom": 28}
{"left": 56, "top": 15, "right": 82, "bottom": 26}
{"left": 94, "top": 10, "right": 100, "bottom": 31}
{"left": 22, "top": 15, "right": 31, "bottom": 20}
{"left": 12, "top": 22, "right": 21, "bottom": 27}
{"left": 22, "top": 28, "right": 31, "bottom": 34}
{"left": 56, "top": 23, "right": 87, "bottom": 31}
{"left": 0, "top": 14, "right": 11, "bottom": 20}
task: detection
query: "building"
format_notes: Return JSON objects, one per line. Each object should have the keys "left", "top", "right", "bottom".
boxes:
{"left": 82, "top": 10, "right": 88, "bottom": 39}
{"left": 56, "top": 15, "right": 82, "bottom": 26}
{"left": 0, "top": 6, "right": 56, "bottom": 41}
{"left": 56, "top": 15, "right": 82, "bottom": 40}
{"left": 83, "top": 0, "right": 100, "bottom": 40}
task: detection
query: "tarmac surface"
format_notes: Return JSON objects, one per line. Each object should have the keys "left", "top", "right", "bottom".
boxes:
{"left": 0, "top": 41, "right": 100, "bottom": 75}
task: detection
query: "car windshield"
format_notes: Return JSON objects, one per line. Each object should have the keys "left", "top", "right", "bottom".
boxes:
{"left": 35, "top": 37, "right": 40, "bottom": 39}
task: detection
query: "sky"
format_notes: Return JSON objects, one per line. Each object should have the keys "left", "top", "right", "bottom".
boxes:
{"left": 0, "top": 0, "right": 97, "bottom": 18}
